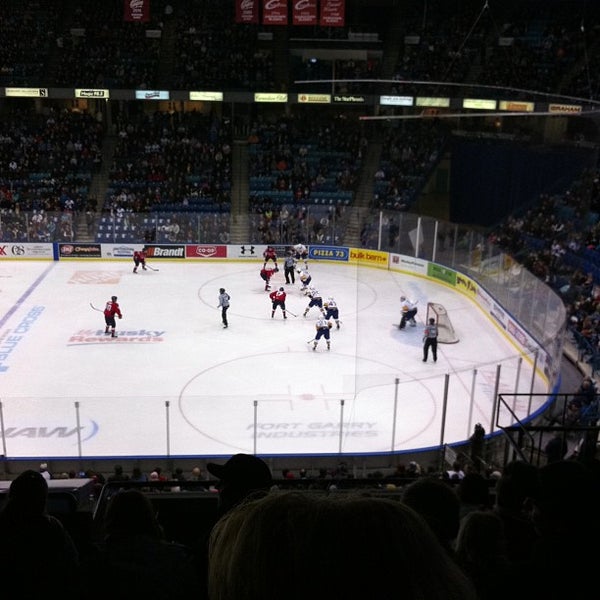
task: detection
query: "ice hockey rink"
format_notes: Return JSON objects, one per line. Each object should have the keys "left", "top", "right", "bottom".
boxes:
{"left": 0, "top": 259, "right": 550, "bottom": 460}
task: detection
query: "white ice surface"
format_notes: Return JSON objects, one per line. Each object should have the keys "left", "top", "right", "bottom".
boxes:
{"left": 0, "top": 260, "right": 547, "bottom": 459}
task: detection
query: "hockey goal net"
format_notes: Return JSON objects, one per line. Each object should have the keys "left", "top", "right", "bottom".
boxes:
{"left": 426, "top": 302, "right": 459, "bottom": 344}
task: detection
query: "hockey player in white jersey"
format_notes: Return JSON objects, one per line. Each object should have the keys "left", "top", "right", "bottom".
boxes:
{"left": 293, "top": 243, "right": 308, "bottom": 269}
{"left": 299, "top": 270, "right": 312, "bottom": 293}
{"left": 311, "top": 315, "right": 332, "bottom": 351}
{"left": 399, "top": 295, "right": 418, "bottom": 329}
{"left": 303, "top": 287, "right": 323, "bottom": 317}
{"left": 323, "top": 297, "right": 341, "bottom": 329}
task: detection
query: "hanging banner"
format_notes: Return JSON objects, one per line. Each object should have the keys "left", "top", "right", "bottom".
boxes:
{"left": 123, "top": 0, "right": 150, "bottom": 22}
{"left": 320, "top": 0, "right": 345, "bottom": 27}
{"left": 293, "top": 0, "right": 318, "bottom": 25}
{"left": 235, "top": 0, "right": 259, "bottom": 24}
{"left": 263, "top": 0, "right": 288, "bottom": 25}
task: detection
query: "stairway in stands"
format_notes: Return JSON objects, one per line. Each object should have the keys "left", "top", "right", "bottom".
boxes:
{"left": 343, "top": 141, "right": 382, "bottom": 247}
{"left": 228, "top": 140, "right": 250, "bottom": 244}
{"left": 75, "top": 135, "right": 117, "bottom": 242}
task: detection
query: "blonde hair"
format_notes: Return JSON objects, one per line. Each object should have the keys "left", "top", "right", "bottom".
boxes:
{"left": 208, "top": 491, "right": 477, "bottom": 600}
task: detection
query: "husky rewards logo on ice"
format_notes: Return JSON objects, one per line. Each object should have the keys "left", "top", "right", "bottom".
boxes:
{"left": 67, "top": 329, "right": 165, "bottom": 345}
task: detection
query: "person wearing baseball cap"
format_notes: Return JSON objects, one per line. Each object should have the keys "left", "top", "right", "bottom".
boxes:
{"left": 207, "top": 453, "right": 273, "bottom": 517}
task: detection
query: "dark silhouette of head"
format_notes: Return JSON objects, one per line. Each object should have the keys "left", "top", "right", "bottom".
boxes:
{"left": 207, "top": 454, "right": 272, "bottom": 516}
{"left": 103, "top": 488, "right": 162, "bottom": 539}
{"left": 7, "top": 469, "right": 48, "bottom": 516}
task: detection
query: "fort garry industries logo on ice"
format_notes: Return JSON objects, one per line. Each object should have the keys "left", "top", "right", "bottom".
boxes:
{"left": 68, "top": 329, "right": 166, "bottom": 345}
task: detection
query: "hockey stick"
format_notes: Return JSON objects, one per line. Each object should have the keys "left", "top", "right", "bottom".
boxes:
{"left": 145, "top": 264, "right": 159, "bottom": 271}
{"left": 90, "top": 302, "right": 103, "bottom": 312}
{"left": 286, "top": 309, "right": 298, "bottom": 318}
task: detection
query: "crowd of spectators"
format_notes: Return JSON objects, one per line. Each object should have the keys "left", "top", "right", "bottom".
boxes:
{"left": 108, "top": 108, "right": 232, "bottom": 211}
{"left": 2, "top": 4, "right": 600, "bottom": 595}
{"left": 372, "top": 119, "right": 449, "bottom": 211}
{"left": 390, "top": 0, "right": 481, "bottom": 97}
{"left": 97, "top": 107, "right": 232, "bottom": 243}
{"left": 247, "top": 111, "right": 365, "bottom": 244}
{"left": 2, "top": 1, "right": 600, "bottom": 101}
{"left": 3, "top": 452, "right": 600, "bottom": 599}
{"left": 387, "top": 0, "right": 600, "bottom": 103}
{"left": 490, "top": 166, "right": 600, "bottom": 371}
{"left": 473, "top": 0, "right": 591, "bottom": 99}
{"left": 0, "top": 0, "right": 57, "bottom": 87}
{"left": 0, "top": 104, "right": 102, "bottom": 241}
{"left": 52, "top": 2, "right": 165, "bottom": 89}
{"left": 169, "top": 1, "right": 274, "bottom": 92}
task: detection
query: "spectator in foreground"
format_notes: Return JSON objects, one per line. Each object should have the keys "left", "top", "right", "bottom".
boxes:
{"left": 207, "top": 453, "right": 273, "bottom": 517}
{"left": 80, "top": 488, "right": 199, "bottom": 598}
{"left": 0, "top": 470, "right": 80, "bottom": 598}
{"left": 208, "top": 491, "right": 478, "bottom": 600}
{"left": 190, "top": 453, "right": 274, "bottom": 600}
{"left": 455, "top": 510, "right": 514, "bottom": 600}
{"left": 525, "top": 459, "right": 600, "bottom": 598}
{"left": 402, "top": 476, "right": 461, "bottom": 557}
{"left": 492, "top": 460, "right": 540, "bottom": 569}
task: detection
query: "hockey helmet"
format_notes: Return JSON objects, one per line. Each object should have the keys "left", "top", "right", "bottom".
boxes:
{"left": 219, "top": 288, "right": 225, "bottom": 293}
{"left": 111, "top": 296, "right": 117, "bottom": 301}
{"left": 400, "top": 295, "right": 406, "bottom": 301}
{"left": 279, "top": 287, "right": 284, "bottom": 291}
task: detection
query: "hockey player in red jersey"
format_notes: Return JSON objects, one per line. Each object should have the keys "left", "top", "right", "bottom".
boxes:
{"left": 133, "top": 247, "right": 147, "bottom": 273}
{"left": 260, "top": 266, "right": 276, "bottom": 291}
{"left": 263, "top": 245, "right": 278, "bottom": 269}
{"left": 104, "top": 295, "right": 122, "bottom": 338}
{"left": 269, "top": 287, "right": 287, "bottom": 319}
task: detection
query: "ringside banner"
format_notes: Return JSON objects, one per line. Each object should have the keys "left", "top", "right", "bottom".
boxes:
{"left": 59, "top": 244, "right": 102, "bottom": 258}
{"left": 0, "top": 243, "right": 53, "bottom": 259}
{"left": 185, "top": 245, "right": 227, "bottom": 259}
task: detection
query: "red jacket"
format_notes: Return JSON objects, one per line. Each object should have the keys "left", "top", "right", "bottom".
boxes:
{"left": 133, "top": 250, "right": 146, "bottom": 262}
{"left": 263, "top": 247, "right": 277, "bottom": 260}
{"left": 260, "top": 267, "right": 275, "bottom": 281}
{"left": 270, "top": 289, "right": 286, "bottom": 303}
{"left": 104, "top": 300, "right": 122, "bottom": 318}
